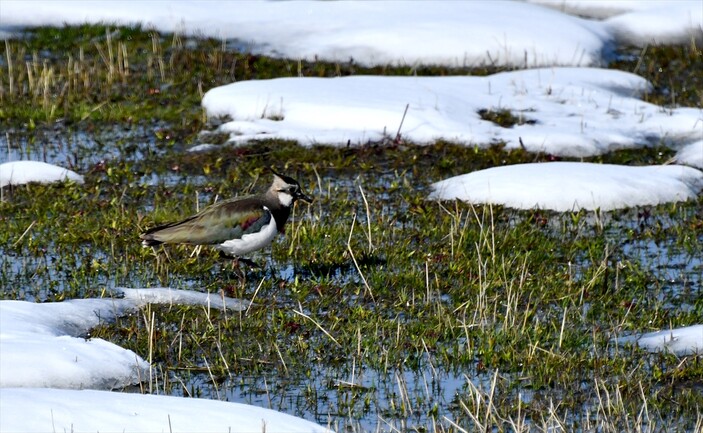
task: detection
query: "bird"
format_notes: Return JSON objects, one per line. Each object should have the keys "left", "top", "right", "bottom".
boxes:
{"left": 140, "top": 170, "right": 312, "bottom": 264}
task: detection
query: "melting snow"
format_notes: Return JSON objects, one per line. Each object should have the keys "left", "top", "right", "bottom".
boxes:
{"left": 0, "top": 288, "right": 247, "bottom": 389}
{"left": 428, "top": 162, "right": 703, "bottom": 212}
{"left": 617, "top": 325, "right": 703, "bottom": 356}
{"left": 1, "top": 1, "right": 700, "bottom": 66}
{"left": 202, "top": 69, "right": 702, "bottom": 157}
{"left": 0, "top": 1, "right": 606, "bottom": 68}
{"left": 0, "top": 1, "right": 700, "bottom": 431}
{"left": 675, "top": 140, "right": 703, "bottom": 169}
{"left": 0, "top": 161, "right": 84, "bottom": 188}
{"left": 1, "top": 388, "right": 331, "bottom": 432}
{"left": 0, "top": 289, "right": 329, "bottom": 432}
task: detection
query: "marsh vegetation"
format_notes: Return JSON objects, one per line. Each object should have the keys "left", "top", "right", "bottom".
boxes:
{"left": 1, "top": 25, "right": 701, "bottom": 432}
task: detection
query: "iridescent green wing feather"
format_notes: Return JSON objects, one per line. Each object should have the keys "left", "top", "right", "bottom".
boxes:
{"left": 141, "top": 197, "right": 270, "bottom": 245}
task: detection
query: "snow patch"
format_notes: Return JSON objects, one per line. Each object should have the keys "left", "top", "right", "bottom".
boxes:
{"left": 203, "top": 69, "right": 702, "bottom": 157}
{"left": 0, "top": 161, "right": 84, "bottom": 188}
{"left": 0, "top": 288, "right": 248, "bottom": 389}
{"left": 675, "top": 140, "right": 703, "bottom": 169}
{"left": 0, "top": 1, "right": 608, "bottom": 68}
{"left": 616, "top": 325, "right": 703, "bottom": 356}
{"left": 428, "top": 162, "right": 703, "bottom": 212}
{"left": 0, "top": 388, "right": 331, "bottom": 433}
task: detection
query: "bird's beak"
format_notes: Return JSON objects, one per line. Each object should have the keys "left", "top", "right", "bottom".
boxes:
{"left": 296, "top": 190, "right": 313, "bottom": 203}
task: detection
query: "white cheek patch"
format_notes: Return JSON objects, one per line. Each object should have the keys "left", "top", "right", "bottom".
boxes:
{"left": 278, "top": 191, "right": 293, "bottom": 207}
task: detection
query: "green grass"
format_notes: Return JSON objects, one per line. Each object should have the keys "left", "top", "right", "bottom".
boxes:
{"left": 1, "top": 24, "right": 702, "bottom": 432}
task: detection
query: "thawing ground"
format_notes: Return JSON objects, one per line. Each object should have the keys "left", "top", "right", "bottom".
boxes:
{"left": 1, "top": 1, "right": 701, "bottom": 431}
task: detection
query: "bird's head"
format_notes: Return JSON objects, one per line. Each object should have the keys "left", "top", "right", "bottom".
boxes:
{"left": 270, "top": 170, "right": 312, "bottom": 207}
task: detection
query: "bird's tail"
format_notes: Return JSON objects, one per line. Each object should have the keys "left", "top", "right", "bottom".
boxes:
{"left": 140, "top": 224, "right": 170, "bottom": 247}
{"left": 140, "top": 236, "right": 163, "bottom": 247}
{"left": 140, "top": 218, "right": 199, "bottom": 247}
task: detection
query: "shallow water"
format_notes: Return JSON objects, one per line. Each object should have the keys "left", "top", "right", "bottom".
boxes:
{"left": 1, "top": 121, "right": 701, "bottom": 431}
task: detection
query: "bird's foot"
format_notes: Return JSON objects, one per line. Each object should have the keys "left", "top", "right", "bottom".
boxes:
{"left": 218, "top": 251, "right": 261, "bottom": 270}
{"left": 237, "top": 257, "right": 261, "bottom": 269}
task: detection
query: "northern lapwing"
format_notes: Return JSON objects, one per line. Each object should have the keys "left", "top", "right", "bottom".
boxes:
{"left": 140, "top": 171, "right": 312, "bottom": 266}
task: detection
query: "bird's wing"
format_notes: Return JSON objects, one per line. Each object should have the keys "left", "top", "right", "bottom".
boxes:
{"left": 141, "top": 198, "right": 272, "bottom": 245}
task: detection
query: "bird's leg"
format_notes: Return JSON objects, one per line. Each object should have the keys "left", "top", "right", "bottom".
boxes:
{"left": 238, "top": 257, "right": 261, "bottom": 269}
{"left": 217, "top": 251, "right": 247, "bottom": 284}
{"left": 218, "top": 251, "right": 238, "bottom": 268}
{"left": 217, "top": 251, "right": 261, "bottom": 270}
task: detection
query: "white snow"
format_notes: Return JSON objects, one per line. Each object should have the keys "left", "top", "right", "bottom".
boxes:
{"left": 202, "top": 69, "right": 702, "bottom": 157}
{"left": 604, "top": 3, "right": 703, "bottom": 46}
{"left": 0, "top": 161, "right": 84, "bottom": 188}
{"left": 0, "top": 288, "right": 247, "bottom": 389}
{"left": 531, "top": 1, "right": 703, "bottom": 46}
{"left": 120, "top": 286, "right": 249, "bottom": 310}
{"left": 676, "top": 140, "right": 703, "bottom": 169}
{"left": 0, "top": 289, "right": 331, "bottom": 432}
{"left": 0, "top": 1, "right": 609, "bottom": 68}
{"left": 617, "top": 325, "right": 703, "bottom": 356}
{"left": 2, "top": 1, "right": 701, "bottom": 66}
{"left": 0, "top": 388, "right": 331, "bottom": 433}
{"left": 428, "top": 162, "right": 703, "bottom": 212}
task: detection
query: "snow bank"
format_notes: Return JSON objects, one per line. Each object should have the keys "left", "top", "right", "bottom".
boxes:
{"left": 675, "top": 140, "right": 703, "bottom": 169}
{"left": 0, "top": 388, "right": 331, "bottom": 433}
{"left": 203, "top": 69, "right": 702, "bottom": 157}
{"left": 2, "top": 1, "right": 700, "bottom": 66}
{"left": 428, "top": 162, "right": 703, "bottom": 212}
{"left": 0, "top": 161, "right": 84, "bottom": 188}
{"left": 0, "top": 1, "right": 607, "bottom": 68}
{"left": 0, "top": 290, "right": 330, "bottom": 432}
{"left": 0, "top": 288, "right": 248, "bottom": 389}
{"left": 604, "top": 3, "right": 703, "bottom": 46}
